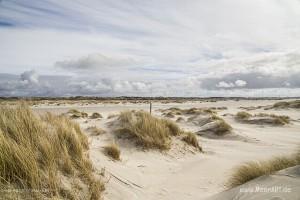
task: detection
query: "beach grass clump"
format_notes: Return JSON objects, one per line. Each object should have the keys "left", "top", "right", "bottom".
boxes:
{"left": 164, "top": 119, "right": 181, "bottom": 136}
{"left": 211, "top": 114, "right": 232, "bottom": 135}
{"left": 185, "top": 107, "right": 215, "bottom": 115}
{"left": 0, "top": 104, "right": 104, "bottom": 199}
{"left": 273, "top": 101, "right": 290, "bottom": 108}
{"left": 215, "top": 120, "right": 232, "bottom": 135}
{"left": 90, "top": 112, "right": 103, "bottom": 119}
{"left": 227, "top": 149, "right": 300, "bottom": 188}
{"left": 272, "top": 115, "right": 290, "bottom": 125}
{"left": 272, "top": 100, "right": 300, "bottom": 109}
{"left": 235, "top": 112, "right": 290, "bottom": 126}
{"left": 116, "top": 111, "right": 182, "bottom": 150}
{"left": 103, "top": 143, "right": 121, "bottom": 160}
{"left": 182, "top": 132, "right": 202, "bottom": 151}
{"left": 255, "top": 113, "right": 290, "bottom": 125}
{"left": 67, "top": 109, "right": 88, "bottom": 118}
{"left": 236, "top": 111, "right": 252, "bottom": 120}
{"left": 161, "top": 107, "right": 215, "bottom": 117}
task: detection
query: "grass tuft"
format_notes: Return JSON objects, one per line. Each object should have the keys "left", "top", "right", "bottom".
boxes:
{"left": 227, "top": 149, "right": 300, "bottom": 188}
{"left": 116, "top": 111, "right": 182, "bottom": 150}
{"left": 210, "top": 114, "right": 232, "bottom": 135}
{"left": 161, "top": 107, "right": 216, "bottom": 117}
{"left": 215, "top": 120, "right": 232, "bottom": 135}
{"left": 103, "top": 143, "right": 121, "bottom": 160}
{"left": 67, "top": 109, "right": 88, "bottom": 118}
{"left": 90, "top": 112, "right": 102, "bottom": 119}
{"left": 272, "top": 100, "right": 300, "bottom": 109}
{"left": 182, "top": 132, "right": 202, "bottom": 151}
{"left": 272, "top": 116, "right": 290, "bottom": 125}
{"left": 0, "top": 104, "right": 104, "bottom": 199}
{"left": 236, "top": 111, "right": 252, "bottom": 120}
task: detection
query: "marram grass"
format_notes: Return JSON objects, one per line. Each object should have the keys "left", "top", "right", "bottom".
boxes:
{"left": 0, "top": 104, "right": 104, "bottom": 199}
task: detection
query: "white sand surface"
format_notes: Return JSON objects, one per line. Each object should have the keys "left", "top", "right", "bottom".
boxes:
{"left": 33, "top": 99, "right": 300, "bottom": 200}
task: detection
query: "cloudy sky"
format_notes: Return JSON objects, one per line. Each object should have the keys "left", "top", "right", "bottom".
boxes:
{"left": 1, "top": 0, "right": 300, "bottom": 97}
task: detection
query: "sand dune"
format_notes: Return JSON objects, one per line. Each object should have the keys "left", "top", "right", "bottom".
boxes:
{"left": 19, "top": 98, "right": 300, "bottom": 199}
{"left": 207, "top": 165, "right": 300, "bottom": 200}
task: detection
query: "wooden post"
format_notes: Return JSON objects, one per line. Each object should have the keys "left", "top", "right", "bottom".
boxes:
{"left": 149, "top": 100, "right": 152, "bottom": 115}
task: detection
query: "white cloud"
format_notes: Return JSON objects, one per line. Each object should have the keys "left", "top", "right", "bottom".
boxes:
{"left": 216, "top": 81, "right": 235, "bottom": 88}
{"left": 20, "top": 70, "right": 39, "bottom": 84}
{"left": 235, "top": 80, "right": 247, "bottom": 87}
{"left": 216, "top": 79, "right": 247, "bottom": 88}
{"left": 1, "top": 1, "right": 300, "bottom": 96}
{"left": 1, "top": 70, "right": 300, "bottom": 97}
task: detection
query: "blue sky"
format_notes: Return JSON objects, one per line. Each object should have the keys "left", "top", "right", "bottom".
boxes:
{"left": 1, "top": 0, "right": 300, "bottom": 97}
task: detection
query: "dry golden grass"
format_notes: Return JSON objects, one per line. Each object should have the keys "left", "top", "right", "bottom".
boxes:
{"left": 67, "top": 109, "right": 88, "bottom": 118}
{"left": 211, "top": 114, "right": 232, "bottom": 135}
{"left": 215, "top": 120, "right": 232, "bottom": 135}
{"left": 86, "top": 126, "right": 106, "bottom": 136}
{"left": 273, "top": 100, "right": 300, "bottom": 109}
{"left": 103, "top": 143, "right": 121, "bottom": 160}
{"left": 272, "top": 116, "right": 290, "bottom": 125}
{"left": 255, "top": 113, "right": 290, "bottom": 125}
{"left": 236, "top": 111, "right": 252, "bottom": 120}
{"left": 161, "top": 107, "right": 216, "bottom": 118}
{"left": 235, "top": 112, "right": 290, "bottom": 125}
{"left": 182, "top": 132, "right": 202, "bottom": 151}
{"left": 186, "top": 107, "right": 214, "bottom": 115}
{"left": 116, "top": 111, "right": 182, "bottom": 150}
{"left": 227, "top": 149, "right": 300, "bottom": 188}
{"left": 90, "top": 112, "right": 103, "bottom": 119}
{"left": 0, "top": 104, "right": 104, "bottom": 199}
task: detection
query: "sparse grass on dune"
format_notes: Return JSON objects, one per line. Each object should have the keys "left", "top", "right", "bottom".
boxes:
{"left": 116, "top": 111, "right": 182, "bottom": 150}
{"left": 273, "top": 101, "right": 290, "bottom": 108}
{"left": 103, "top": 143, "right": 121, "bottom": 160}
{"left": 236, "top": 111, "right": 252, "bottom": 120}
{"left": 164, "top": 119, "right": 181, "bottom": 136}
{"left": 272, "top": 100, "right": 300, "bottom": 109}
{"left": 67, "top": 108, "right": 88, "bottom": 118}
{"left": 235, "top": 112, "right": 290, "bottom": 125}
{"left": 186, "top": 107, "right": 216, "bottom": 115}
{"left": 161, "top": 107, "right": 216, "bottom": 117}
{"left": 182, "top": 132, "right": 202, "bottom": 151}
{"left": 273, "top": 116, "right": 290, "bottom": 125}
{"left": 214, "top": 120, "right": 232, "bottom": 135}
{"left": 210, "top": 114, "right": 232, "bottom": 135}
{"left": 90, "top": 112, "right": 102, "bottom": 119}
{"left": 0, "top": 104, "right": 104, "bottom": 199}
{"left": 255, "top": 113, "right": 290, "bottom": 125}
{"left": 227, "top": 148, "right": 300, "bottom": 188}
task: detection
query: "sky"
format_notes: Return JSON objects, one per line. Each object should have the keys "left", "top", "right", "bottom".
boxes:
{"left": 0, "top": 0, "right": 300, "bottom": 97}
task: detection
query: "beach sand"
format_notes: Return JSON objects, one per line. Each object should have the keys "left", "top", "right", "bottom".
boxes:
{"left": 32, "top": 99, "right": 300, "bottom": 200}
